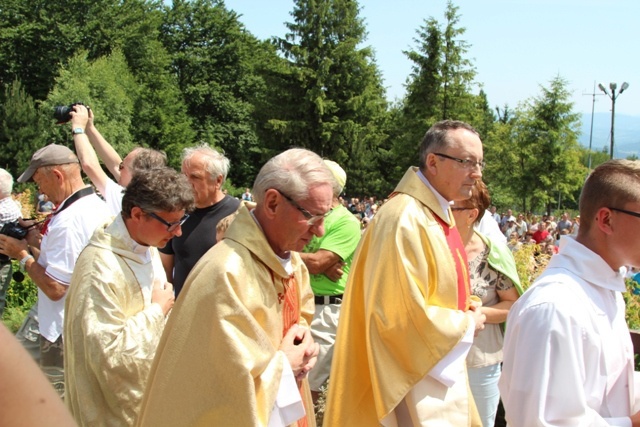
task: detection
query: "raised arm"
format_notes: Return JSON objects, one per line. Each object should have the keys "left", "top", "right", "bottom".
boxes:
{"left": 84, "top": 107, "right": 123, "bottom": 180}
{"left": 70, "top": 105, "right": 112, "bottom": 195}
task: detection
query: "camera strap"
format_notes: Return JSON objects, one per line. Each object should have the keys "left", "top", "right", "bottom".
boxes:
{"left": 41, "top": 186, "right": 95, "bottom": 235}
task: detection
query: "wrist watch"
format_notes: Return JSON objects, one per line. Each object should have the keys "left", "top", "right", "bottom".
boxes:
{"left": 19, "top": 254, "right": 34, "bottom": 272}
{"left": 72, "top": 127, "right": 85, "bottom": 135}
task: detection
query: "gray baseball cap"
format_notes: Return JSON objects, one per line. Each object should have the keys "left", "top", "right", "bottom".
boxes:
{"left": 18, "top": 144, "right": 79, "bottom": 183}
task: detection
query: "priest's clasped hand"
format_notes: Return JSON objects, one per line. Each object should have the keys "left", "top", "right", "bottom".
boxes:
{"left": 151, "top": 280, "right": 175, "bottom": 316}
{"left": 468, "top": 304, "right": 486, "bottom": 337}
{"left": 280, "top": 324, "right": 320, "bottom": 381}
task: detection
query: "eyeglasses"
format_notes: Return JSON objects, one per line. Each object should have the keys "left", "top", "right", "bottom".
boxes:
{"left": 609, "top": 207, "right": 640, "bottom": 219}
{"left": 146, "top": 211, "right": 190, "bottom": 232}
{"left": 433, "top": 153, "right": 485, "bottom": 171}
{"left": 451, "top": 207, "right": 473, "bottom": 211}
{"left": 277, "top": 190, "right": 331, "bottom": 226}
{"left": 118, "top": 162, "right": 126, "bottom": 171}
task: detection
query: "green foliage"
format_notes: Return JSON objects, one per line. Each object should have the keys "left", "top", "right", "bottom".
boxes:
{"left": 272, "top": 0, "right": 389, "bottom": 196}
{"left": 0, "top": 79, "right": 49, "bottom": 178}
{"left": 43, "top": 50, "right": 138, "bottom": 154}
{"left": 511, "top": 243, "right": 549, "bottom": 291}
{"left": 483, "top": 76, "right": 586, "bottom": 213}
{"left": 0, "top": 0, "right": 627, "bottom": 205}
{"left": 390, "top": 1, "right": 488, "bottom": 185}
{"left": 624, "top": 278, "right": 640, "bottom": 331}
{"left": 314, "top": 381, "right": 328, "bottom": 426}
{"left": 160, "top": 0, "right": 266, "bottom": 183}
{"left": 2, "top": 261, "right": 37, "bottom": 333}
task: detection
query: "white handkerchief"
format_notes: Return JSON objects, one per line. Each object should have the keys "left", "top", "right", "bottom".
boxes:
{"left": 268, "top": 355, "right": 305, "bottom": 426}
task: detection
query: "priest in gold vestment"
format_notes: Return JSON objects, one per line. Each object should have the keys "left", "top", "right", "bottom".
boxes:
{"left": 324, "top": 120, "right": 486, "bottom": 427}
{"left": 64, "top": 168, "right": 194, "bottom": 426}
{"left": 137, "top": 149, "right": 334, "bottom": 427}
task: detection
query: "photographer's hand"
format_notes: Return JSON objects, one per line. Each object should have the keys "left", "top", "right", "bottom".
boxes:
{"left": 0, "top": 234, "right": 29, "bottom": 261}
{"left": 70, "top": 104, "right": 90, "bottom": 131}
{"left": 86, "top": 104, "right": 95, "bottom": 130}
{"left": 18, "top": 218, "right": 42, "bottom": 249}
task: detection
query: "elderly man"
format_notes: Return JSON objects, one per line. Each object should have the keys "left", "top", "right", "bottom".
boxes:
{"left": 64, "top": 167, "right": 194, "bottom": 426}
{"left": 70, "top": 104, "right": 167, "bottom": 215}
{"left": 299, "top": 160, "right": 361, "bottom": 404}
{"left": 500, "top": 159, "right": 640, "bottom": 425}
{"left": 159, "top": 144, "right": 240, "bottom": 297}
{"left": 0, "top": 168, "right": 22, "bottom": 318}
{"left": 138, "top": 148, "right": 330, "bottom": 427}
{"left": 324, "top": 120, "right": 486, "bottom": 426}
{"left": 0, "top": 144, "right": 109, "bottom": 396}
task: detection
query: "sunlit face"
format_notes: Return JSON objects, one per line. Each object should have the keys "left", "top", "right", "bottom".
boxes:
{"left": 32, "top": 167, "right": 60, "bottom": 204}
{"left": 182, "top": 153, "right": 219, "bottom": 208}
{"left": 607, "top": 203, "right": 640, "bottom": 268}
{"left": 451, "top": 201, "right": 480, "bottom": 234}
{"left": 137, "top": 209, "right": 186, "bottom": 248}
{"left": 429, "top": 128, "right": 483, "bottom": 202}
{"left": 118, "top": 151, "right": 137, "bottom": 187}
{"left": 273, "top": 183, "right": 333, "bottom": 257}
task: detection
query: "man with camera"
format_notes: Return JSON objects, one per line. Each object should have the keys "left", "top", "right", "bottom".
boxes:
{"left": 66, "top": 104, "right": 167, "bottom": 215}
{"left": 0, "top": 144, "right": 108, "bottom": 397}
{"left": 0, "top": 168, "right": 22, "bottom": 318}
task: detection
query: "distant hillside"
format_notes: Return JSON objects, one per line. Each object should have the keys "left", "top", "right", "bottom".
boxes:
{"left": 579, "top": 113, "right": 640, "bottom": 158}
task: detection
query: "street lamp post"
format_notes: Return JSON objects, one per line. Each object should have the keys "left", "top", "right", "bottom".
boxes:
{"left": 598, "top": 82, "right": 630, "bottom": 159}
{"left": 584, "top": 82, "right": 606, "bottom": 170}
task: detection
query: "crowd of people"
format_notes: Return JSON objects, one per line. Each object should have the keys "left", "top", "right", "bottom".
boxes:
{"left": 0, "top": 111, "right": 639, "bottom": 427}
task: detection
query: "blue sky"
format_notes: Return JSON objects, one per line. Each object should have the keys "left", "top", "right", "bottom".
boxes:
{"left": 225, "top": 0, "right": 640, "bottom": 118}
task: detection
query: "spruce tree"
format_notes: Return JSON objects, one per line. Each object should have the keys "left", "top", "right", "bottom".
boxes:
{"left": 272, "top": 0, "right": 388, "bottom": 196}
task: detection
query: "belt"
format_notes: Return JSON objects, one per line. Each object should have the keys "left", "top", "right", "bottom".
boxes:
{"left": 314, "top": 294, "right": 343, "bottom": 305}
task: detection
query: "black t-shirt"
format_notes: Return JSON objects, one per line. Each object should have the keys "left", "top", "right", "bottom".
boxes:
{"left": 159, "top": 195, "right": 240, "bottom": 296}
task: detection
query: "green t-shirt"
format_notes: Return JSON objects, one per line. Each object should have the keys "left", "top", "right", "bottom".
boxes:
{"left": 303, "top": 205, "right": 362, "bottom": 295}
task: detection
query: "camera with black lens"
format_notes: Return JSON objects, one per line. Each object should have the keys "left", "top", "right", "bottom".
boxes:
{"left": 53, "top": 102, "right": 89, "bottom": 124}
{"left": 0, "top": 220, "right": 28, "bottom": 263}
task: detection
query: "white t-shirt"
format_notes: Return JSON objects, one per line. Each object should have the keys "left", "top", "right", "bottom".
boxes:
{"left": 103, "top": 178, "right": 125, "bottom": 216}
{"left": 38, "top": 189, "right": 109, "bottom": 342}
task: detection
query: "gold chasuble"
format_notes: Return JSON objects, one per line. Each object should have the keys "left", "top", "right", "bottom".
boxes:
{"left": 137, "top": 206, "right": 316, "bottom": 427}
{"left": 323, "top": 167, "right": 481, "bottom": 427}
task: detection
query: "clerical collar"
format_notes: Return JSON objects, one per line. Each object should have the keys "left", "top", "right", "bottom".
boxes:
{"left": 416, "top": 169, "right": 453, "bottom": 222}
{"left": 250, "top": 209, "right": 293, "bottom": 274}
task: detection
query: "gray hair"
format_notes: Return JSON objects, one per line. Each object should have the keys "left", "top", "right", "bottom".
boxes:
{"left": 0, "top": 168, "right": 13, "bottom": 198}
{"left": 182, "top": 143, "right": 230, "bottom": 183}
{"left": 252, "top": 149, "right": 334, "bottom": 203}
{"left": 418, "top": 120, "right": 479, "bottom": 167}
{"left": 129, "top": 148, "right": 167, "bottom": 176}
{"left": 121, "top": 167, "right": 195, "bottom": 219}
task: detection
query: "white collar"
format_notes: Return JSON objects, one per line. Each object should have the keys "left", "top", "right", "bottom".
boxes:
{"left": 416, "top": 169, "right": 453, "bottom": 222}
{"left": 552, "top": 236, "right": 627, "bottom": 292}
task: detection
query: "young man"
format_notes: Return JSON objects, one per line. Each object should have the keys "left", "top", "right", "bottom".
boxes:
{"left": 70, "top": 104, "right": 167, "bottom": 215}
{"left": 500, "top": 159, "right": 640, "bottom": 426}
{"left": 64, "top": 168, "right": 194, "bottom": 426}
